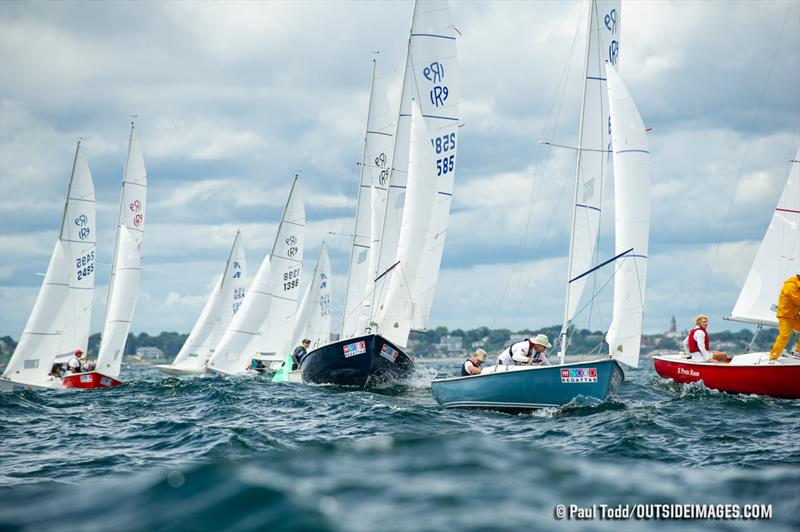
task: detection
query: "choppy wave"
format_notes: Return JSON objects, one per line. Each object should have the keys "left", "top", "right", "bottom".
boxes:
{"left": 1, "top": 364, "right": 798, "bottom": 531}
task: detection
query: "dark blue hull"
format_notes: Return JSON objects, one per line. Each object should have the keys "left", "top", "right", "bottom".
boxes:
{"left": 431, "top": 358, "right": 624, "bottom": 413}
{"left": 300, "top": 334, "right": 414, "bottom": 387}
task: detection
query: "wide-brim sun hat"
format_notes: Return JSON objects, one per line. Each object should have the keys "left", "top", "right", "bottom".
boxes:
{"left": 531, "top": 334, "right": 552, "bottom": 348}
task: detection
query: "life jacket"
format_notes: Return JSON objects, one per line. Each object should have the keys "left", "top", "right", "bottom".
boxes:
{"left": 686, "top": 327, "right": 709, "bottom": 354}
{"left": 461, "top": 358, "right": 477, "bottom": 376}
{"left": 500, "top": 339, "right": 544, "bottom": 365}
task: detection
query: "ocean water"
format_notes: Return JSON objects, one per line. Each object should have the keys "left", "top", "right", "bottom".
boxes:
{"left": 0, "top": 361, "right": 798, "bottom": 532}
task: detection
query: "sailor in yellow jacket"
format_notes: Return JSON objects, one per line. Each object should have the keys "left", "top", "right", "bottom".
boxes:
{"left": 770, "top": 274, "right": 800, "bottom": 361}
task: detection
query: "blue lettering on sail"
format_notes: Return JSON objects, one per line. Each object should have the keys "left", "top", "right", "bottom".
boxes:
{"left": 608, "top": 40, "right": 619, "bottom": 65}
{"left": 605, "top": 9, "right": 619, "bottom": 65}
{"left": 605, "top": 9, "right": 617, "bottom": 34}
{"left": 424, "top": 61, "right": 449, "bottom": 108}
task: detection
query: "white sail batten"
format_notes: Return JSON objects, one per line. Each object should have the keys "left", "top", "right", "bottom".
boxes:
{"left": 2, "top": 241, "right": 71, "bottom": 385}
{"left": 342, "top": 63, "right": 395, "bottom": 338}
{"left": 57, "top": 142, "right": 96, "bottom": 360}
{"left": 292, "top": 241, "right": 333, "bottom": 350}
{"left": 604, "top": 64, "right": 650, "bottom": 368}
{"left": 730, "top": 153, "right": 800, "bottom": 326}
{"left": 208, "top": 178, "right": 304, "bottom": 375}
{"left": 376, "top": 0, "right": 459, "bottom": 347}
{"left": 563, "top": 0, "right": 621, "bottom": 327}
{"left": 96, "top": 226, "right": 142, "bottom": 378}
{"left": 171, "top": 231, "right": 247, "bottom": 371}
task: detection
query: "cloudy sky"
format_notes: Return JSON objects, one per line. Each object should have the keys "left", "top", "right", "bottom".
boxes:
{"left": 1, "top": 0, "right": 798, "bottom": 341}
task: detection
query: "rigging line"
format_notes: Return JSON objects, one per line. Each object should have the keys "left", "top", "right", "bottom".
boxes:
{"left": 491, "top": 1, "right": 586, "bottom": 329}
{"left": 697, "top": 2, "right": 792, "bottom": 312}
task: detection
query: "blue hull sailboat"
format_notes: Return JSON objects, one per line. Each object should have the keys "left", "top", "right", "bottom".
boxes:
{"left": 432, "top": 359, "right": 624, "bottom": 412}
{"left": 433, "top": 1, "right": 650, "bottom": 411}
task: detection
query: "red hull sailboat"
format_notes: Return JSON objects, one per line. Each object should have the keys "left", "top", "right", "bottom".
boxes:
{"left": 61, "top": 371, "right": 122, "bottom": 389}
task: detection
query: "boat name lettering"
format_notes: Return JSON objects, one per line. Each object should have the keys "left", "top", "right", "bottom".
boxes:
{"left": 76, "top": 250, "right": 95, "bottom": 281}
{"left": 430, "top": 133, "right": 456, "bottom": 155}
{"left": 677, "top": 367, "right": 700, "bottom": 377}
{"left": 436, "top": 154, "right": 455, "bottom": 177}
{"left": 343, "top": 341, "right": 367, "bottom": 358}
{"left": 560, "top": 367, "right": 598, "bottom": 383}
{"left": 375, "top": 152, "right": 389, "bottom": 186}
{"left": 379, "top": 344, "right": 398, "bottom": 363}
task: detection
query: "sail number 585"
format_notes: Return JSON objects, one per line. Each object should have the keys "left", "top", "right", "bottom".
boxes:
{"left": 432, "top": 133, "right": 456, "bottom": 176}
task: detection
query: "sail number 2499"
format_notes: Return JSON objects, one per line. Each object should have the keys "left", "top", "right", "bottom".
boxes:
{"left": 283, "top": 268, "right": 300, "bottom": 291}
{"left": 431, "top": 133, "right": 456, "bottom": 177}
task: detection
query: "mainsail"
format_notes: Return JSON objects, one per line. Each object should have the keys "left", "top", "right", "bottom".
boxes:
{"left": 207, "top": 177, "right": 305, "bottom": 375}
{"left": 559, "top": 0, "right": 621, "bottom": 356}
{"left": 341, "top": 62, "right": 395, "bottom": 339}
{"left": 170, "top": 230, "right": 247, "bottom": 371}
{"left": 56, "top": 141, "right": 97, "bottom": 361}
{"left": 604, "top": 64, "right": 650, "bottom": 368}
{"left": 729, "top": 153, "right": 800, "bottom": 327}
{"left": 291, "top": 241, "right": 333, "bottom": 350}
{"left": 374, "top": 0, "right": 459, "bottom": 348}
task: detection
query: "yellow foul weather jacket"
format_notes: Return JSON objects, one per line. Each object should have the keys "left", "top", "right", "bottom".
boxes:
{"left": 776, "top": 275, "right": 800, "bottom": 319}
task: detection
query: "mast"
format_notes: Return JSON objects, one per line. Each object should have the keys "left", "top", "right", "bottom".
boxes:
{"left": 559, "top": 1, "right": 595, "bottom": 364}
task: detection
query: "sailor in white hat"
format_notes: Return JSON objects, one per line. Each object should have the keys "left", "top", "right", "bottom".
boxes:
{"left": 461, "top": 348, "right": 488, "bottom": 376}
{"left": 496, "top": 334, "right": 552, "bottom": 366}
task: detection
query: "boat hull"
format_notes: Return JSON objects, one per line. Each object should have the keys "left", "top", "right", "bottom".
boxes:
{"left": 653, "top": 353, "right": 800, "bottom": 399}
{"left": 61, "top": 371, "right": 122, "bottom": 389}
{"left": 0, "top": 377, "right": 62, "bottom": 392}
{"left": 300, "top": 334, "right": 414, "bottom": 387}
{"left": 154, "top": 364, "right": 204, "bottom": 376}
{"left": 431, "top": 359, "right": 624, "bottom": 412}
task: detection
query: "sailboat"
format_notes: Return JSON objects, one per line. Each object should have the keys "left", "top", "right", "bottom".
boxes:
{"left": 62, "top": 124, "right": 147, "bottom": 389}
{"left": 433, "top": 8, "right": 649, "bottom": 411}
{"left": 272, "top": 241, "right": 333, "bottom": 382}
{"left": 299, "top": 0, "right": 459, "bottom": 387}
{"left": 206, "top": 176, "right": 305, "bottom": 377}
{"left": 0, "top": 142, "right": 96, "bottom": 391}
{"left": 653, "top": 153, "right": 800, "bottom": 398}
{"left": 155, "top": 230, "right": 247, "bottom": 376}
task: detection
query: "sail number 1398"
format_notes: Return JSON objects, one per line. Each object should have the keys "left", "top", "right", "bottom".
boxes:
{"left": 283, "top": 268, "right": 300, "bottom": 291}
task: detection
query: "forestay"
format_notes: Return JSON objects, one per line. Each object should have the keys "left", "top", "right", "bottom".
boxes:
{"left": 374, "top": 0, "right": 459, "bottom": 348}
{"left": 207, "top": 177, "right": 304, "bottom": 375}
{"left": 341, "top": 62, "right": 395, "bottom": 338}
{"left": 2, "top": 242, "right": 70, "bottom": 385}
{"left": 96, "top": 226, "right": 142, "bottom": 378}
{"left": 57, "top": 142, "right": 96, "bottom": 361}
{"left": 171, "top": 230, "right": 247, "bottom": 371}
{"left": 729, "top": 152, "right": 800, "bottom": 327}
{"left": 604, "top": 64, "right": 650, "bottom": 368}
{"left": 291, "top": 241, "right": 332, "bottom": 351}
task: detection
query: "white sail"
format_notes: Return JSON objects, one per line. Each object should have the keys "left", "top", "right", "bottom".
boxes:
{"left": 292, "top": 241, "right": 333, "bottom": 350}
{"left": 57, "top": 142, "right": 96, "bottom": 361}
{"left": 207, "top": 177, "right": 304, "bottom": 375}
{"left": 341, "top": 62, "right": 395, "bottom": 338}
{"left": 563, "top": 0, "right": 621, "bottom": 329}
{"left": 604, "top": 64, "right": 650, "bottom": 368}
{"left": 2, "top": 241, "right": 71, "bottom": 385}
{"left": 729, "top": 153, "right": 800, "bottom": 326}
{"left": 170, "top": 230, "right": 247, "bottom": 371}
{"left": 96, "top": 226, "right": 142, "bottom": 378}
{"left": 374, "top": 0, "right": 459, "bottom": 348}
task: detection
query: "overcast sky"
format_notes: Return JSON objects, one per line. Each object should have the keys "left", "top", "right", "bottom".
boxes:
{"left": 1, "top": 0, "right": 798, "bottom": 341}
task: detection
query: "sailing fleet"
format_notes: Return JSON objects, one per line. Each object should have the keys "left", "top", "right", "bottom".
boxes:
{"left": 2, "top": 0, "right": 798, "bottom": 404}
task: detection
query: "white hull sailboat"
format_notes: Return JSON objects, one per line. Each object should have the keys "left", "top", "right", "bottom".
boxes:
{"left": 63, "top": 124, "right": 147, "bottom": 389}
{"left": 206, "top": 176, "right": 305, "bottom": 377}
{"left": 1, "top": 142, "right": 96, "bottom": 392}
{"left": 155, "top": 230, "right": 247, "bottom": 376}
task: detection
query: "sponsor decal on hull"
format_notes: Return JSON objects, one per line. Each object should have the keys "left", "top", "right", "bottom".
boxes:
{"left": 343, "top": 341, "right": 367, "bottom": 358}
{"left": 379, "top": 344, "right": 398, "bottom": 363}
{"left": 80, "top": 374, "right": 93, "bottom": 383}
{"left": 561, "top": 367, "right": 598, "bottom": 383}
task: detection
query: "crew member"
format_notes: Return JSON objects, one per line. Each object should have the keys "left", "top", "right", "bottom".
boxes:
{"left": 67, "top": 349, "right": 87, "bottom": 374}
{"left": 497, "top": 334, "right": 552, "bottom": 366}
{"left": 682, "top": 315, "right": 730, "bottom": 363}
{"left": 461, "top": 349, "right": 488, "bottom": 376}
{"left": 291, "top": 339, "right": 311, "bottom": 370}
{"left": 770, "top": 274, "right": 800, "bottom": 361}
